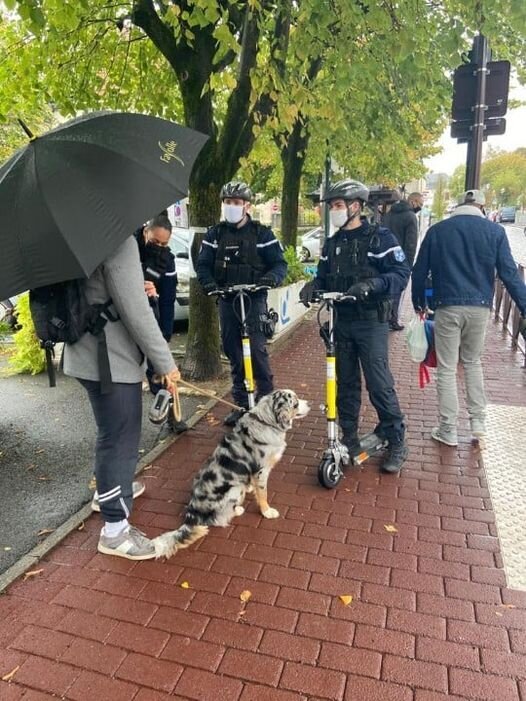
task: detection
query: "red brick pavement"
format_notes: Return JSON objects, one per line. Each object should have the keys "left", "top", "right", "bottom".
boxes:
{"left": 1, "top": 313, "right": 526, "bottom": 700}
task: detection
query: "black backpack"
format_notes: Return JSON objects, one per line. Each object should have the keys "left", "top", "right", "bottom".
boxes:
{"left": 29, "top": 279, "right": 118, "bottom": 393}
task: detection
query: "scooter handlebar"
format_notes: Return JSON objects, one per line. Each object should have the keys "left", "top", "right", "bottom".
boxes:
{"left": 314, "top": 291, "right": 357, "bottom": 303}
{"left": 210, "top": 284, "right": 270, "bottom": 297}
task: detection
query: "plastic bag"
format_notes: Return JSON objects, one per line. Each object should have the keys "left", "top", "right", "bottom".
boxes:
{"left": 406, "top": 314, "right": 429, "bottom": 362}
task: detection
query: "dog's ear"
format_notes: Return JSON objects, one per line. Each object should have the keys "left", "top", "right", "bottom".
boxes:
{"left": 274, "top": 392, "right": 294, "bottom": 430}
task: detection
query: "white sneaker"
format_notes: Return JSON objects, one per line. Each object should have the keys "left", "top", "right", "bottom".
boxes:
{"left": 431, "top": 426, "right": 458, "bottom": 447}
{"left": 91, "top": 481, "right": 146, "bottom": 512}
{"left": 98, "top": 525, "right": 156, "bottom": 560}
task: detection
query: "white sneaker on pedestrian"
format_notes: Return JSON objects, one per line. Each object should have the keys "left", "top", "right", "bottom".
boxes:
{"left": 431, "top": 426, "right": 458, "bottom": 447}
{"left": 91, "top": 481, "right": 146, "bottom": 512}
{"left": 97, "top": 525, "right": 156, "bottom": 560}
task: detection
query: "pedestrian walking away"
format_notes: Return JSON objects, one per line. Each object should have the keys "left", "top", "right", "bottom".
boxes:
{"left": 196, "top": 181, "right": 287, "bottom": 426}
{"left": 382, "top": 190, "right": 423, "bottom": 331}
{"left": 63, "top": 237, "right": 181, "bottom": 560}
{"left": 411, "top": 188, "right": 526, "bottom": 447}
{"left": 300, "top": 178, "right": 410, "bottom": 473}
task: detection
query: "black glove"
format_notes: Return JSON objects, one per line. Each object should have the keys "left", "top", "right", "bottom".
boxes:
{"left": 258, "top": 274, "right": 276, "bottom": 289}
{"left": 519, "top": 317, "right": 526, "bottom": 340}
{"left": 299, "top": 280, "right": 316, "bottom": 307}
{"left": 346, "top": 278, "right": 384, "bottom": 301}
{"left": 202, "top": 282, "right": 219, "bottom": 296}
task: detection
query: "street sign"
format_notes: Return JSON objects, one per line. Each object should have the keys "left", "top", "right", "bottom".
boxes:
{"left": 451, "top": 116, "right": 506, "bottom": 141}
{"left": 452, "top": 60, "right": 510, "bottom": 120}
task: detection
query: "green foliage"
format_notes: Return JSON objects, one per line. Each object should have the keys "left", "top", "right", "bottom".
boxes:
{"left": 282, "top": 246, "right": 310, "bottom": 285}
{"left": 9, "top": 294, "right": 45, "bottom": 375}
{"left": 432, "top": 176, "right": 448, "bottom": 222}
{"left": 482, "top": 148, "right": 526, "bottom": 208}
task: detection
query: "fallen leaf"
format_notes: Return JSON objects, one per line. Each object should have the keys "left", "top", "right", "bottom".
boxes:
{"left": 339, "top": 595, "right": 353, "bottom": 606}
{"left": 35, "top": 449, "right": 45, "bottom": 454}
{"left": 1, "top": 665, "right": 20, "bottom": 682}
{"left": 77, "top": 522, "right": 85, "bottom": 531}
{"left": 495, "top": 611, "right": 503, "bottom": 617}
{"left": 344, "top": 488, "right": 352, "bottom": 492}
{"left": 23, "top": 568, "right": 44, "bottom": 580}
{"left": 37, "top": 475, "right": 50, "bottom": 481}
{"left": 384, "top": 524, "right": 398, "bottom": 533}
{"left": 37, "top": 529, "right": 54, "bottom": 537}
{"left": 143, "top": 464, "right": 153, "bottom": 471}
{"left": 240, "top": 590, "right": 252, "bottom": 603}
{"left": 180, "top": 581, "right": 190, "bottom": 589}
{"left": 499, "top": 604, "right": 516, "bottom": 609}
{"left": 3, "top": 547, "right": 11, "bottom": 551}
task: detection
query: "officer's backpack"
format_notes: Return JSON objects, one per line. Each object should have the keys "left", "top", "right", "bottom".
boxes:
{"left": 29, "top": 279, "right": 118, "bottom": 393}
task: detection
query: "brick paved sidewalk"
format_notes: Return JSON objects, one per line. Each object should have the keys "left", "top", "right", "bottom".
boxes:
{"left": 1, "top": 312, "right": 526, "bottom": 701}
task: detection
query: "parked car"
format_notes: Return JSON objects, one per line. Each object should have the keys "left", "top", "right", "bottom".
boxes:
{"left": 497, "top": 206, "right": 516, "bottom": 223}
{"left": 297, "top": 227, "right": 323, "bottom": 262}
{"left": 168, "top": 227, "right": 192, "bottom": 322}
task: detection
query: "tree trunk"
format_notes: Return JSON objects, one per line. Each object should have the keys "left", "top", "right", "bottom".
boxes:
{"left": 179, "top": 181, "right": 224, "bottom": 381}
{"left": 280, "top": 119, "right": 310, "bottom": 250}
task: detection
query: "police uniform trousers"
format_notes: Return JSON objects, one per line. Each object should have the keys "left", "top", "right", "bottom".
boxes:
{"left": 219, "top": 295, "right": 273, "bottom": 408}
{"left": 335, "top": 316, "right": 405, "bottom": 444}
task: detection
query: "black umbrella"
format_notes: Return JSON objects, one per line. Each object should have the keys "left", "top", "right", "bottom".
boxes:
{"left": 0, "top": 111, "right": 208, "bottom": 299}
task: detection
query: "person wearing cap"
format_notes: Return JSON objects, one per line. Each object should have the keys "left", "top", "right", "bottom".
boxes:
{"left": 412, "top": 189, "right": 526, "bottom": 447}
{"left": 300, "top": 179, "right": 411, "bottom": 473}
{"left": 196, "top": 181, "right": 287, "bottom": 425}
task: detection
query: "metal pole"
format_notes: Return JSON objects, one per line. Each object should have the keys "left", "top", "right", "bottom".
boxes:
{"left": 323, "top": 147, "right": 331, "bottom": 241}
{"left": 465, "top": 34, "right": 489, "bottom": 190}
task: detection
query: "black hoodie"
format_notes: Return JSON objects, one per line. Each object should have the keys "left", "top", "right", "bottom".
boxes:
{"left": 382, "top": 201, "right": 418, "bottom": 267}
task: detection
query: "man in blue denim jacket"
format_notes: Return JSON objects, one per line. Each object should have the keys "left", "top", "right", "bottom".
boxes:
{"left": 412, "top": 189, "right": 526, "bottom": 447}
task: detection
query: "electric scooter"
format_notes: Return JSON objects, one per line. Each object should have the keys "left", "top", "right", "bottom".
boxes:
{"left": 212, "top": 283, "right": 270, "bottom": 410}
{"left": 315, "top": 291, "right": 387, "bottom": 489}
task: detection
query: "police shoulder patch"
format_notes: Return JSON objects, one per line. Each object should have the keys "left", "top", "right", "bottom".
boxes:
{"left": 393, "top": 247, "right": 406, "bottom": 262}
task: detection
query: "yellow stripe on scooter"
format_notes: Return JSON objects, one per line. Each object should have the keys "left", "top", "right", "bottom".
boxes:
{"left": 242, "top": 338, "right": 255, "bottom": 392}
{"left": 326, "top": 357, "right": 336, "bottom": 420}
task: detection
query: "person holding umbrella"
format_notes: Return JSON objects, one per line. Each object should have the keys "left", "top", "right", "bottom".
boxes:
{"left": 64, "top": 238, "right": 180, "bottom": 560}
{"left": 0, "top": 111, "right": 208, "bottom": 560}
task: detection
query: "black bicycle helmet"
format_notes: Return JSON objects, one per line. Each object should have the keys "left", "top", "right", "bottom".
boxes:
{"left": 220, "top": 181, "right": 253, "bottom": 202}
{"left": 321, "top": 179, "right": 369, "bottom": 203}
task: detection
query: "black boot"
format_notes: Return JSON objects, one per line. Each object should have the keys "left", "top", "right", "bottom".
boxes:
{"left": 341, "top": 429, "right": 360, "bottom": 454}
{"left": 381, "top": 441, "right": 409, "bottom": 473}
{"left": 389, "top": 320, "right": 405, "bottom": 332}
{"left": 223, "top": 408, "right": 246, "bottom": 426}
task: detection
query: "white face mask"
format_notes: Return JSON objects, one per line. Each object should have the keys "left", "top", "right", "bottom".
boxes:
{"left": 223, "top": 203, "right": 245, "bottom": 224}
{"left": 330, "top": 208, "right": 350, "bottom": 229}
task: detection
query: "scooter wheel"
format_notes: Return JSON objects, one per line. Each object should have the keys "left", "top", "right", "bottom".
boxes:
{"left": 318, "top": 457, "right": 342, "bottom": 489}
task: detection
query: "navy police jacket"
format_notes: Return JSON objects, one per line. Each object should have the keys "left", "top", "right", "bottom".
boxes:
{"left": 196, "top": 216, "right": 287, "bottom": 291}
{"left": 315, "top": 222, "right": 410, "bottom": 298}
{"left": 412, "top": 207, "right": 526, "bottom": 315}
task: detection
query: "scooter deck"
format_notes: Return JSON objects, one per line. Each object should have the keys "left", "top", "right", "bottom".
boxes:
{"left": 351, "top": 432, "right": 388, "bottom": 466}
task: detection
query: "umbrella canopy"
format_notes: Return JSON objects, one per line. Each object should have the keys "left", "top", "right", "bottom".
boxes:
{"left": 0, "top": 111, "right": 208, "bottom": 299}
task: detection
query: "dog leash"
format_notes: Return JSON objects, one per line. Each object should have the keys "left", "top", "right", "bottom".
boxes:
{"left": 156, "top": 375, "right": 243, "bottom": 416}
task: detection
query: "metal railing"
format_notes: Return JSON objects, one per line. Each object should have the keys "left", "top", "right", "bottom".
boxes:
{"left": 492, "top": 263, "right": 526, "bottom": 366}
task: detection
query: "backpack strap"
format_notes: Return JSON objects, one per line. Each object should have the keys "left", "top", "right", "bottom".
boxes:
{"left": 89, "top": 300, "right": 119, "bottom": 395}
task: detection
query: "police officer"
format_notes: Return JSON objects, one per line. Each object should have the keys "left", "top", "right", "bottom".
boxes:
{"left": 301, "top": 179, "right": 410, "bottom": 473}
{"left": 136, "top": 215, "right": 187, "bottom": 433}
{"left": 197, "top": 181, "right": 287, "bottom": 425}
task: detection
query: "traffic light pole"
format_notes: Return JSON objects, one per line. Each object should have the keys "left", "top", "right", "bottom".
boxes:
{"left": 465, "top": 34, "right": 490, "bottom": 190}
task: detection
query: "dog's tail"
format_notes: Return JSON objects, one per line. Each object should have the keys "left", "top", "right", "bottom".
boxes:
{"left": 153, "top": 523, "right": 209, "bottom": 560}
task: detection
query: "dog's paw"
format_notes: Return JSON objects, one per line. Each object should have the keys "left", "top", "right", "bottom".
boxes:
{"left": 234, "top": 505, "right": 245, "bottom": 516}
{"left": 262, "top": 507, "right": 280, "bottom": 519}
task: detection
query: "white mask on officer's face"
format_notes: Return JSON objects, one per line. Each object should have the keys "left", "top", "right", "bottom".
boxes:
{"left": 223, "top": 203, "right": 245, "bottom": 224}
{"left": 330, "top": 208, "right": 350, "bottom": 229}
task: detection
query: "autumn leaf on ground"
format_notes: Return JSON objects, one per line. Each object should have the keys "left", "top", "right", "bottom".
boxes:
{"left": 3, "top": 547, "right": 11, "bottom": 551}
{"left": 77, "top": 522, "right": 85, "bottom": 531}
{"left": 23, "top": 568, "right": 44, "bottom": 580}
{"left": 37, "top": 529, "right": 54, "bottom": 537}
{"left": 384, "top": 524, "right": 398, "bottom": 533}
{"left": 240, "top": 590, "right": 252, "bottom": 602}
{"left": 1, "top": 665, "right": 20, "bottom": 682}
{"left": 339, "top": 595, "right": 353, "bottom": 606}
{"left": 180, "top": 581, "right": 191, "bottom": 589}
